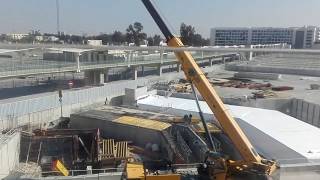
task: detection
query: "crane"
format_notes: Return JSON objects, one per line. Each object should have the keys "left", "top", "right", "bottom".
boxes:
{"left": 141, "top": 0, "right": 277, "bottom": 179}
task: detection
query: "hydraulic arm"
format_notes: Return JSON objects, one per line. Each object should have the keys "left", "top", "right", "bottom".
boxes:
{"left": 141, "top": 0, "right": 276, "bottom": 179}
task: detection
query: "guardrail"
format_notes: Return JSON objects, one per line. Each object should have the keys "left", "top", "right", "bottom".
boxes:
{"left": 40, "top": 168, "right": 124, "bottom": 177}
{"left": 0, "top": 52, "right": 231, "bottom": 79}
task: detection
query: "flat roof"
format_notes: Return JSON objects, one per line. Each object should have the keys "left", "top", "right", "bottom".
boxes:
{"left": 137, "top": 95, "right": 320, "bottom": 164}
{"left": 0, "top": 48, "right": 35, "bottom": 54}
{"left": 47, "top": 48, "right": 93, "bottom": 53}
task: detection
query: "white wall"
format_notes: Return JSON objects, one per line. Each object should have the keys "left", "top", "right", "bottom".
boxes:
{"left": 0, "top": 132, "right": 20, "bottom": 179}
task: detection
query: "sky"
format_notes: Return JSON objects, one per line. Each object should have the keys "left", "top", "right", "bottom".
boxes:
{"left": 0, "top": 0, "right": 319, "bottom": 38}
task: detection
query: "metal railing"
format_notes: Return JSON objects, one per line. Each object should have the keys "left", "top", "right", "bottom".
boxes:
{"left": 40, "top": 168, "right": 124, "bottom": 178}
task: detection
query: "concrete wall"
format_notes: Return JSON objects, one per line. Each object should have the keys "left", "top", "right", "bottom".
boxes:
{"left": 0, "top": 66, "right": 222, "bottom": 131}
{"left": 290, "top": 98, "right": 320, "bottom": 128}
{"left": 0, "top": 131, "right": 20, "bottom": 179}
{"left": 226, "top": 63, "right": 320, "bottom": 77}
{"left": 123, "top": 86, "right": 157, "bottom": 106}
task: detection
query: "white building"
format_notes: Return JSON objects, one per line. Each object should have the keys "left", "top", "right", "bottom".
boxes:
{"left": 87, "top": 40, "right": 103, "bottom": 46}
{"left": 210, "top": 26, "right": 319, "bottom": 49}
{"left": 316, "top": 28, "right": 320, "bottom": 42}
{"left": 211, "top": 28, "right": 250, "bottom": 46}
{"left": 7, "top": 33, "right": 29, "bottom": 40}
{"left": 35, "top": 36, "right": 44, "bottom": 41}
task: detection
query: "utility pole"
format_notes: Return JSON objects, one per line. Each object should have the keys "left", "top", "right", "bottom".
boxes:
{"left": 56, "top": 0, "right": 60, "bottom": 36}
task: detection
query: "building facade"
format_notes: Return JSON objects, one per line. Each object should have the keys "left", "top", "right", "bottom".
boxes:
{"left": 7, "top": 33, "right": 29, "bottom": 40}
{"left": 212, "top": 28, "right": 249, "bottom": 46}
{"left": 210, "top": 26, "right": 319, "bottom": 49}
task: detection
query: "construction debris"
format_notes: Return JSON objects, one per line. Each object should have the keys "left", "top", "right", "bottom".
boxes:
{"left": 272, "top": 86, "right": 294, "bottom": 91}
{"left": 310, "top": 84, "right": 320, "bottom": 90}
{"left": 234, "top": 72, "right": 281, "bottom": 80}
{"left": 252, "top": 90, "right": 277, "bottom": 99}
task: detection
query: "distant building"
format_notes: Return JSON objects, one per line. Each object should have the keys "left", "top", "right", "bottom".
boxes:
{"left": 210, "top": 26, "right": 319, "bottom": 49}
{"left": 316, "top": 28, "right": 320, "bottom": 42}
{"left": 87, "top": 40, "right": 103, "bottom": 46}
{"left": 293, "top": 26, "right": 318, "bottom": 49}
{"left": 211, "top": 28, "right": 250, "bottom": 46}
{"left": 7, "top": 33, "right": 29, "bottom": 40}
{"left": 47, "top": 36, "right": 59, "bottom": 42}
{"left": 35, "top": 36, "right": 44, "bottom": 41}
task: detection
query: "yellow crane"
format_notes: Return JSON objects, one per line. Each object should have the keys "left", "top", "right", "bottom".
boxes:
{"left": 141, "top": 0, "right": 277, "bottom": 179}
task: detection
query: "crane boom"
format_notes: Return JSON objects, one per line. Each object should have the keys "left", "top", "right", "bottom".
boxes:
{"left": 141, "top": 0, "right": 276, "bottom": 178}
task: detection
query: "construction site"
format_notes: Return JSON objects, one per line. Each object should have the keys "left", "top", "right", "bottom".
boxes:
{"left": 1, "top": 1, "right": 320, "bottom": 180}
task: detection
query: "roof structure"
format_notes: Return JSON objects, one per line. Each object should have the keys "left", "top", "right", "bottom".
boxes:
{"left": 0, "top": 48, "right": 35, "bottom": 54}
{"left": 137, "top": 95, "right": 320, "bottom": 165}
{"left": 47, "top": 48, "right": 94, "bottom": 53}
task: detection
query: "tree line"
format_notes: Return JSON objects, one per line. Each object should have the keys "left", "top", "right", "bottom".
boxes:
{"left": 0, "top": 22, "right": 210, "bottom": 46}
{"left": 87, "top": 22, "right": 210, "bottom": 46}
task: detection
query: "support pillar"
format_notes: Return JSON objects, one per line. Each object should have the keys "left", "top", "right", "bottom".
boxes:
{"left": 157, "top": 64, "right": 163, "bottom": 76}
{"left": 132, "top": 67, "right": 138, "bottom": 80}
{"left": 75, "top": 52, "right": 80, "bottom": 73}
{"left": 209, "top": 59, "right": 213, "bottom": 67}
{"left": 141, "top": 66, "right": 145, "bottom": 76}
{"left": 104, "top": 68, "right": 109, "bottom": 83}
{"left": 249, "top": 45, "right": 254, "bottom": 60}
{"left": 84, "top": 70, "right": 103, "bottom": 85}
{"left": 176, "top": 63, "right": 181, "bottom": 72}
{"left": 87, "top": 52, "right": 92, "bottom": 62}
{"left": 222, "top": 56, "right": 225, "bottom": 64}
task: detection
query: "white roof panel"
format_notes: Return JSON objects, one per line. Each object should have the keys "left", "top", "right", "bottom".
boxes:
{"left": 137, "top": 95, "right": 320, "bottom": 164}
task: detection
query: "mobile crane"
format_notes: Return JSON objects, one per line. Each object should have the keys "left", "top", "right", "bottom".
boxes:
{"left": 141, "top": 0, "right": 277, "bottom": 179}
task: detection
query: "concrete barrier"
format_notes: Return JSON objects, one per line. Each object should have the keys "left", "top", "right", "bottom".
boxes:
{"left": 234, "top": 72, "right": 281, "bottom": 80}
{"left": 290, "top": 99, "right": 320, "bottom": 128}
{"left": 226, "top": 64, "right": 320, "bottom": 77}
{"left": 0, "top": 131, "right": 20, "bottom": 179}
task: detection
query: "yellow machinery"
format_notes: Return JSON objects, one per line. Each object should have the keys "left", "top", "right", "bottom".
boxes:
{"left": 141, "top": 0, "right": 277, "bottom": 179}
{"left": 52, "top": 159, "right": 69, "bottom": 176}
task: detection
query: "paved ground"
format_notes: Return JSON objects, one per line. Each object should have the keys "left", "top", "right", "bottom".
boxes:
{"left": 207, "top": 66, "right": 320, "bottom": 105}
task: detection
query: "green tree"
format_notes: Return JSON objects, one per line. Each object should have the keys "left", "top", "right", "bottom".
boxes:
{"left": 180, "top": 23, "right": 210, "bottom": 46}
{"left": 180, "top": 23, "right": 195, "bottom": 46}
{"left": 112, "top": 31, "right": 126, "bottom": 45}
{"left": 96, "top": 34, "right": 112, "bottom": 45}
{"left": 126, "top": 22, "right": 147, "bottom": 46}
{"left": 152, "top": 35, "right": 162, "bottom": 46}
{"left": 147, "top": 35, "right": 162, "bottom": 46}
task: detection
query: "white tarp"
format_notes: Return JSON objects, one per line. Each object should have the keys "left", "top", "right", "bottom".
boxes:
{"left": 137, "top": 95, "right": 320, "bottom": 165}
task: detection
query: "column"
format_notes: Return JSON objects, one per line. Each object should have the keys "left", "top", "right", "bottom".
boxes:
{"left": 222, "top": 56, "right": 225, "bottom": 64}
{"left": 87, "top": 52, "right": 92, "bottom": 62}
{"left": 157, "top": 64, "right": 163, "bottom": 76}
{"left": 176, "top": 63, "right": 181, "bottom": 72}
{"left": 141, "top": 66, "right": 145, "bottom": 76}
{"left": 209, "top": 59, "right": 213, "bottom": 67}
{"left": 104, "top": 68, "right": 109, "bottom": 83}
{"left": 75, "top": 52, "right": 80, "bottom": 73}
{"left": 132, "top": 66, "right": 138, "bottom": 80}
{"left": 249, "top": 45, "right": 254, "bottom": 61}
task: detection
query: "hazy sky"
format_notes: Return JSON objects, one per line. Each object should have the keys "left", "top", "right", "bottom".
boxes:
{"left": 0, "top": 0, "right": 319, "bottom": 38}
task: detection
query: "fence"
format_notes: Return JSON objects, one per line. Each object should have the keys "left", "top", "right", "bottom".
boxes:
{"left": 0, "top": 69, "right": 194, "bottom": 131}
